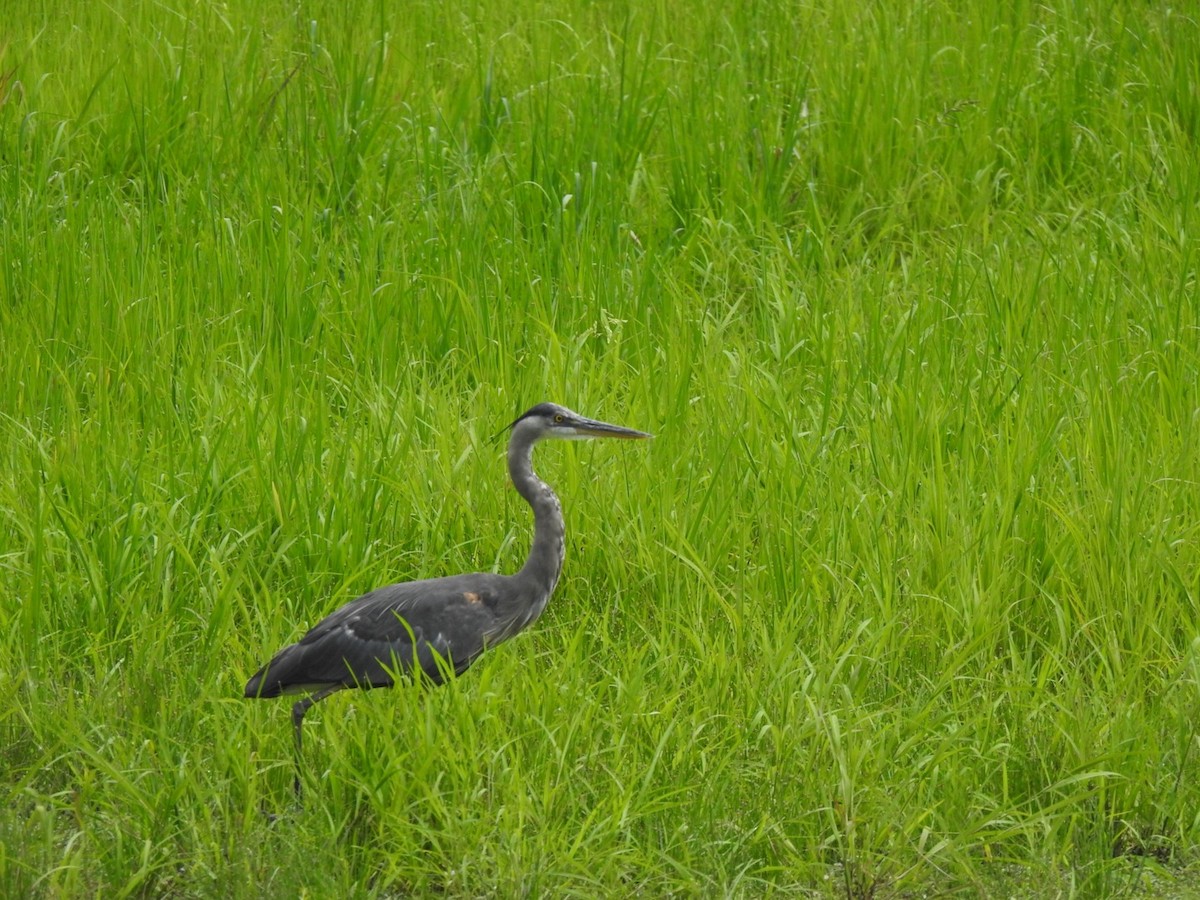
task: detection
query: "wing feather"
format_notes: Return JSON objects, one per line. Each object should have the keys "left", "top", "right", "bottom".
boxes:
{"left": 244, "top": 573, "right": 511, "bottom": 698}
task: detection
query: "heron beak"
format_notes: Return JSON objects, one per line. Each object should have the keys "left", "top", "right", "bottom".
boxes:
{"left": 570, "top": 417, "right": 653, "bottom": 440}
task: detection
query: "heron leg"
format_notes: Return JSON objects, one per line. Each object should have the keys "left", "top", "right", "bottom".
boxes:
{"left": 291, "top": 685, "right": 343, "bottom": 800}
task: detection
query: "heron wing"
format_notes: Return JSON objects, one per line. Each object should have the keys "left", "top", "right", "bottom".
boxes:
{"left": 244, "top": 574, "right": 511, "bottom": 698}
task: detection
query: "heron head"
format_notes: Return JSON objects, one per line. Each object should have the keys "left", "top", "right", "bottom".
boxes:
{"left": 507, "top": 402, "right": 653, "bottom": 442}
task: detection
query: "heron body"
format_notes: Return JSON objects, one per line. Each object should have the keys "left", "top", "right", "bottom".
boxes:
{"left": 244, "top": 402, "right": 651, "bottom": 795}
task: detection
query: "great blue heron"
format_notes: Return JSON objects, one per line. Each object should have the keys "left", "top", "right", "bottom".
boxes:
{"left": 244, "top": 402, "right": 651, "bottom": 795}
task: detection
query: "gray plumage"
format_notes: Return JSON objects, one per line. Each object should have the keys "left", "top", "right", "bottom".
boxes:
{"left": 243, "top": 402, "right": 651, "bottom": 796}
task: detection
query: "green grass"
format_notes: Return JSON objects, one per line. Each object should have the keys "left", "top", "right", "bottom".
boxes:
{"left": 2, "top": 0, "right": 1199, "bottom": 895}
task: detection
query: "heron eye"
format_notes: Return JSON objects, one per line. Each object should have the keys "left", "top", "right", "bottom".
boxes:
{"left": 554, "top": 414, "right": 564, "bottom": 423}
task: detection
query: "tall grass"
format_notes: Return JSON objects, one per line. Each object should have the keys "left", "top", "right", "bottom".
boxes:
{"left": 2, "top": 0, "right": 1198, "bottom": 895}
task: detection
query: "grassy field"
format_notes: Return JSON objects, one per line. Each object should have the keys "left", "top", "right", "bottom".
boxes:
{"left": 2, "top": 0, "right": 1199, "bottom": 895}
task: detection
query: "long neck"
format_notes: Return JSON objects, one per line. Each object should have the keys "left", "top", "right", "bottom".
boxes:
{"left": 508, "top": 429, "right": 565, "bottom": 599}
